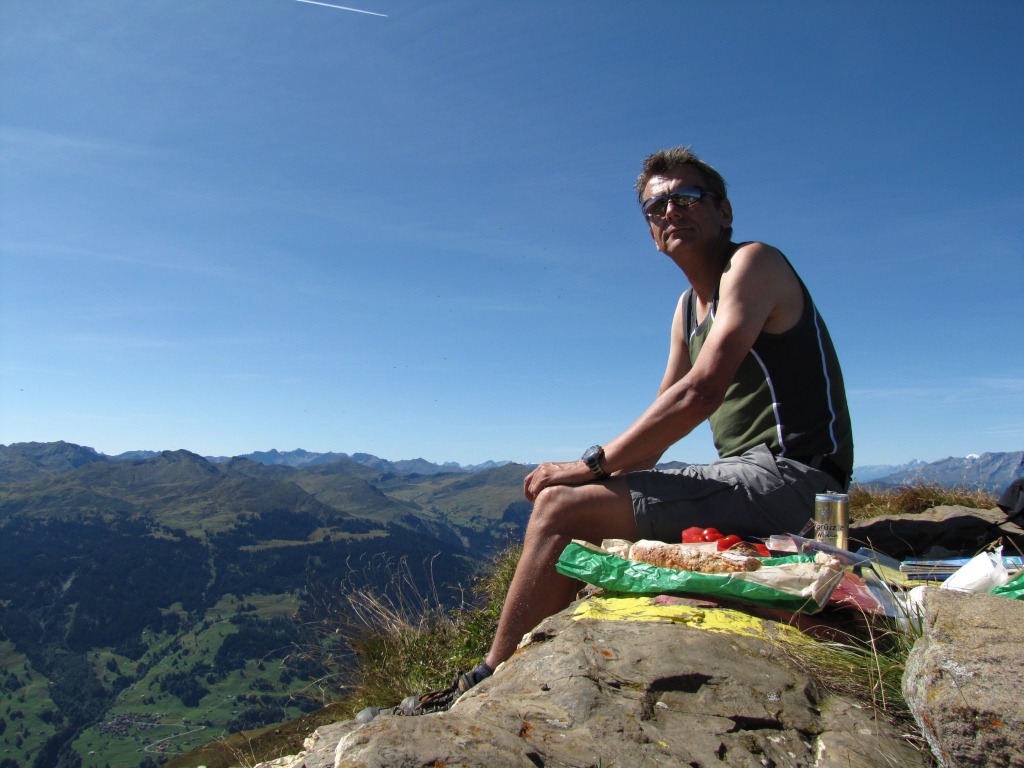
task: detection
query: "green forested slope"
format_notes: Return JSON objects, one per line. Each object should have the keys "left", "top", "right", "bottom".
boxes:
{"left": 0, "top": 443, "right": 529, "bottom": 768}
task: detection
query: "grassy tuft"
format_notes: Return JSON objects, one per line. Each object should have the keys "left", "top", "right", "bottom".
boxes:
{"left": 850, "top": 484, "right": 997, "bottom": 521}
{"left": 780, "top": 617, "right": 915, "bottom": 718}
{"left": 292, "top": 542, "right": 522, "bottom": 716}
{"left": 773, "top": 611, "right": 936, "bottom": 763}
{"left": 343, "top": 543, "right": 521, "bottom": 712}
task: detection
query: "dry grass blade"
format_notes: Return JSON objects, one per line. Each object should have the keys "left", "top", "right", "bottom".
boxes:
{"left": 285, "top": 544, "right": 521, "bottom": 716}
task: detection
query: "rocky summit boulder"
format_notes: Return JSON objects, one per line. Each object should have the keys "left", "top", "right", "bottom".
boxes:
{"left": 258, "top": 594, "right": 926, "bottom": 768}
{"left": 903, "top": 587, "right": 1024, "bottom": 768}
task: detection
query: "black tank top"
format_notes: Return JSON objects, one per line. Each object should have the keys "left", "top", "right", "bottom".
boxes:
{"left": 683, "top": 254, "right": 854, "bottom": 475}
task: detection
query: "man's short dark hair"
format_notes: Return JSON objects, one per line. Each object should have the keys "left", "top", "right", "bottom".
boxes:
{"left": 635, "top": 146, "right": 729, "bottom": 205}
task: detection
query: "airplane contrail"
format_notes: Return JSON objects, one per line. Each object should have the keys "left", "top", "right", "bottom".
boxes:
{"left": 292, "top": 0, "right": 387, "bottom": 17}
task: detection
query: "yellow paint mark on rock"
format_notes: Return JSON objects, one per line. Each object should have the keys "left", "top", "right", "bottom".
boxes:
{"left": 573, "top": 595, "right": 806, "bottom": 641}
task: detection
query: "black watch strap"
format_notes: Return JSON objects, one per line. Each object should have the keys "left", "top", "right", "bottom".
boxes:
{"left": 582, "top": 445, "right": 610, "bottom": 480}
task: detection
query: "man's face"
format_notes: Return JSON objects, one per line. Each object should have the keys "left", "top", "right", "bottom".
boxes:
{"left": 642, "top": 166, "right": 732, "bottom": 257}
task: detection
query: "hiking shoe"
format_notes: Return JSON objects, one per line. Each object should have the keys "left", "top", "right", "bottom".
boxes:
{"left": 394, "top": 662, "right": 492, "bottom": 716}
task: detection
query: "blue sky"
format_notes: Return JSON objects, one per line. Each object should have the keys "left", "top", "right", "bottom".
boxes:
{"left": 1, "top": 0, "right": 1021, "bottom": 468}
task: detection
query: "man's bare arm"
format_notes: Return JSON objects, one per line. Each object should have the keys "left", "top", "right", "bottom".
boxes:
{"left": 600, "top": 243, "right": 800, "bottom": 472}
{"left": 523, "top": 294, "right": 691, "bottom": 499}
{"left": 523, "top": 243, "right": 802, "bottom": 501}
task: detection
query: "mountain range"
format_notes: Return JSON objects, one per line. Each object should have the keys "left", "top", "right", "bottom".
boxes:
{"left": 850, "top": 451, "right": 1022, "bottom": 491}
{"left": 3, "top": 440, "right": 1018, "bottom": 490}
{"left": 115, "top": 448, "right": 510, "bottom": 475}
{"left": 0, "top": 443, "right": 509, "bottom": 480}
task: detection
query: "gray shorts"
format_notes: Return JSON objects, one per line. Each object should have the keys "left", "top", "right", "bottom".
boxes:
{"left": 627, "top": 444, "right": 843, "bottom": 541}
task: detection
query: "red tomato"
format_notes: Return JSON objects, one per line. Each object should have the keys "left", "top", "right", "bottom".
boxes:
{"left": 681, "top": 526, "right": 705, "bottom": 543}
{"left": 716, "top": 535, "right": 742, "bottom": 551}
{"left": 753, "top": 543, "right": 771, "bottom": 557}
{"left": 701, "top": 527, "right": 723, "bottom": 542}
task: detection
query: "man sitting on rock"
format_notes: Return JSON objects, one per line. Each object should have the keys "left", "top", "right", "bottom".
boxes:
{"left": 397, "top": 145, "right": 854, "bottom": 715}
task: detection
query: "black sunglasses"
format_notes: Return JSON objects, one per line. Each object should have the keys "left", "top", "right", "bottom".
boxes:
{"left": 641, "top": 186, "right": 716, "bottom": 220}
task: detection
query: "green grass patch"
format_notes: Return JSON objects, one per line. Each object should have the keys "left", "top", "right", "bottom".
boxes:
{"left": 0, "top": 639, "right": 24, "bottom": 667}
{"left": 0, "top": 646, "right": 58, "bottom": 767}
{"left": 69, "top": 592, "right": 309, "bottom": 766}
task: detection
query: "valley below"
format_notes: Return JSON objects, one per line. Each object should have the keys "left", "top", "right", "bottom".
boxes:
{"left": 0, "top": 443, "right": 530, "bottom": 768}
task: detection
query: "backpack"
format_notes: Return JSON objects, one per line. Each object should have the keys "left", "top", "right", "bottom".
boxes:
{"left": 997, "top": 478, "right": 1024, "bottom": 526}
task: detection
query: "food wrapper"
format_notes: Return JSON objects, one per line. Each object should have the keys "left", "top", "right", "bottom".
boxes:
{"left": 556, "top": 539, "right": 846, "bottom": 614}
{"left": 942, "top": 547, "right": 1011, "bottom": 594}
{"left": 990, "top": 570, "right": 1024, "bottom": 601}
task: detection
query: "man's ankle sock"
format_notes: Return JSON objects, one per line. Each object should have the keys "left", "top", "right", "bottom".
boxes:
{"left": 463, "top": 661, "right": 493, "bottom": 688}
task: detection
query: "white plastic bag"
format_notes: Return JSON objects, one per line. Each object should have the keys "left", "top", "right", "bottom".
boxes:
{"left": 941, "top": 547, "right": 1011, "bottom": 594}
{"left": 896, "top": 585, "right": 928, "bottom": 633}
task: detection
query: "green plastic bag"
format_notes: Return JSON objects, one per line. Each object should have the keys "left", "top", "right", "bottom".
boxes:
{"left": 555, "top": 540, "right": 845, "bottom": 614}
{"left": 991, "top": 570, "right": 1024, "bottom": 601}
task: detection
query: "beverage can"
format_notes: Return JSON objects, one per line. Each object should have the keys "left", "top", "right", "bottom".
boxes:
{"left": 814, "top": 493, "right": 850, "bottom": 550}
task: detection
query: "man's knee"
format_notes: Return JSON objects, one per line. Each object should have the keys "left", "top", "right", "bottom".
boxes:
{"left": 529, "top": 482, "right": 637, "bottom": 541}
{"left": 528, "top": 484, "right": 586, "bottom": 535}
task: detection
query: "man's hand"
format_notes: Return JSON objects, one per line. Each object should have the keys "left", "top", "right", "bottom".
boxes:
{"left": 524, "top": 460, "right": 594, "bottom": 503}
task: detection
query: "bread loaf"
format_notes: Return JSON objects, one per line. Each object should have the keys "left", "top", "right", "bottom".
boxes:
{"left": 628, "top": 540, "right": 761, "bottom": 573}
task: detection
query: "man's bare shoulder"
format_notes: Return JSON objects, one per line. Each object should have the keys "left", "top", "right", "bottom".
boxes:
{"left": 727, "top": 241, "right": 789, "bottom": 273}
{"left": 727, "top": 241, "right": 802, "bottom": 284}
{"left": 721, "top": 242, "right": 803, "bottom": 332}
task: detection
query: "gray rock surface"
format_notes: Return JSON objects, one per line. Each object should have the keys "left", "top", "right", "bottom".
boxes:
{"left": 903, "top": 587, "right": 1024, "bottom": 768}
{"left": 249, "top": 721, "right": 360, "bottom": 767}
{"left": 851, "top": 504, "right": 1022, "bottom": 559}
{"left": 323, "top": 595, "right": 925, "bottom": 768}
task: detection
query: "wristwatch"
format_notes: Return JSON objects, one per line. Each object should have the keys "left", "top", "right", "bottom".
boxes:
{"left": 582, "top": 445, "right": 610, "bottom": 480}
